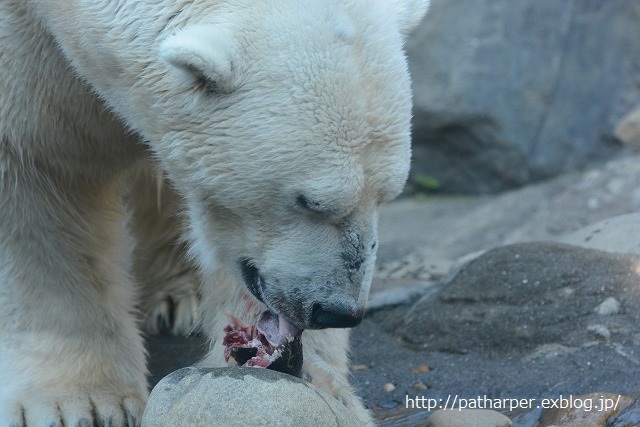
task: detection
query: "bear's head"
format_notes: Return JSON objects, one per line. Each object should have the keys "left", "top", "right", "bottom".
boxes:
{"left": 153, "top": 0, "right": 429, "bottom": 333}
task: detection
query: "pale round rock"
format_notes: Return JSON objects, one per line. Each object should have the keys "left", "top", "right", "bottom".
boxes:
{"left": 142, "top": 367, "right": 363, "bottom": 427}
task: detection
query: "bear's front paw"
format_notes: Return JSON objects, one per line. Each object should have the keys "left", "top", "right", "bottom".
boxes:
{"left": 0, "top": 392, "right": 146, "bottom": 427}
{"left": 142, "top": 270, "right": 200, "bottom": 336}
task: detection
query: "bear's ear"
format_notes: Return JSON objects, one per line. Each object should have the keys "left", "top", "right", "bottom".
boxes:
{"left": 394, "top": 0, "right": 429, "bottom": 36}
{"left": 159, "top": 24, "right": 237, "bottom": 94}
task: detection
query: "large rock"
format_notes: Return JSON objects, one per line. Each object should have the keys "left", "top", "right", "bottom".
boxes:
{"left": 407, "top": 0, "right": 640, "bottom": 193}
{"left": 400, "top": 242, "right": 640, "bottom": 354}
{"left": 538, "top": 392, "right": 633, "bottom": 427}
{"left": 142, "top": 367, "right": 363, "bottom": 427}
{"left": 350, "top": 242, "right": 640, "bottom": 418}
{"left": 607, "top": 398, "right": 640, "bottom": 427}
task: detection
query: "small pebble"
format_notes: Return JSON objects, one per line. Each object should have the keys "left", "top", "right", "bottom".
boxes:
{"left": 383, "top": 383, "right": 396, "bottom": 392}
{"left": 349, "top": 364, "right": 369, "bottom": 371}
{"left": 414, "top": 364, "right": 430, "bottom": 373}
{"left": 426, "top": 409, "right": 513, "bottom": 427}
{"left": 413, "top": 382, "right": 428, "bottom": 391}
{"left": 378, "top": 400, "right": 398, "bottom": 409}
{"left": 595, "top": 297, "right": 621, "bottom": 315}
{"left": 587, "top": 324, "right": 611, "bottom": 341}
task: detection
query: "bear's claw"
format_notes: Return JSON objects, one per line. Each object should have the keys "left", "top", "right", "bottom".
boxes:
{"left": 143, "top": 271, "right": 199, "bottom": 336}
{"left": 1, "top": 394, "right": 145, "bottom": 427}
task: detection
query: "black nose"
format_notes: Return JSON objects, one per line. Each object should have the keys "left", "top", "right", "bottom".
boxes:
{"left": 310, "top": 303, "right": 364, "bottom": 329}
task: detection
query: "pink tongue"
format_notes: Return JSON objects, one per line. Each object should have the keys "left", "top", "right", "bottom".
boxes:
{"left": 256, "top": 311, "right": 301, "bottom": 347}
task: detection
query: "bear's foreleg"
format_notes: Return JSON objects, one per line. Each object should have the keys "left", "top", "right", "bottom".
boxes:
{"left": 0, "top": 170, "right": 147, "bottom": 427}
{"left": 126, "top": 165, "right": 200, "bottom": 336}
{"left": 300, "top": 328, "right": 375, "bottom": 426}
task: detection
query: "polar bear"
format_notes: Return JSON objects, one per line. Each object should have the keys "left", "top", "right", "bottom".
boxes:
{"left": 0, "top": 0, "right": 428, "bottom": 425}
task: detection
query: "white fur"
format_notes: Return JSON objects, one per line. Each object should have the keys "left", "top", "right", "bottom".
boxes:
{"left": 0, "top": 0, "right": 428, "bottom": 425}
{"left": 160, "top": 24, "right": 238, "bottom": 94}
{"left": 395, "top": 0, "right": 430, "bottom": 35}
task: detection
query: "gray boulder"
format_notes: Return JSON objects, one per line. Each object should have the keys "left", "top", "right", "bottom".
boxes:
{"left": 407, "top": 0, "right": 640, "bottom": 193}
{"left": 400, "top": 242, "right": 640, "bottom": 354}
{"left": 142, "top": 367, "right": 363, "bottom": 427}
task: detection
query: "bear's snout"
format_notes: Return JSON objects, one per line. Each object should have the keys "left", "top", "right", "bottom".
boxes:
{"left": 309, "top": 301, "right": 364, "bottom": 329}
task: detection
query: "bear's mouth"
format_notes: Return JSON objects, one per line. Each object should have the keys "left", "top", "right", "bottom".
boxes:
{"left": 238, "top": 258, "right": 303, "bottom": 342}
{"left": 229, "top": 259, "right": 304, "bottom": 376}
{"left": 223, "top": 313, "right": 303, "bottom": 377}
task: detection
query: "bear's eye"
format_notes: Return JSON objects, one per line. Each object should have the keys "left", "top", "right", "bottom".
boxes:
{"left": 296, "top": 195, "right": 325, "bottom": 214}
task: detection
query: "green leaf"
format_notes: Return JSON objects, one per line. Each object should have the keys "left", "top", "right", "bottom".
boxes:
{"left": 413, "top": 173, "right": 440, "bottom": 192}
